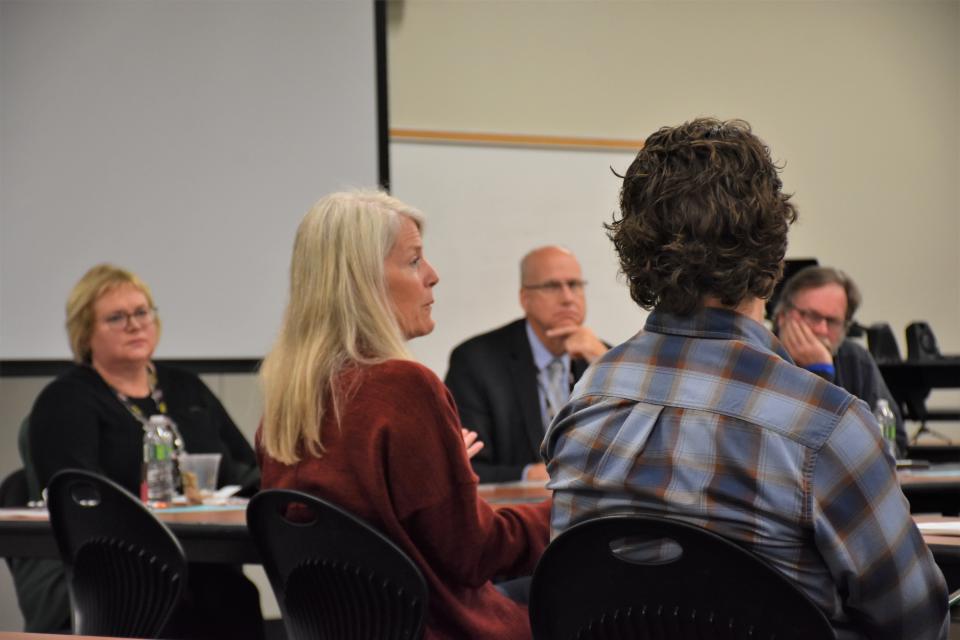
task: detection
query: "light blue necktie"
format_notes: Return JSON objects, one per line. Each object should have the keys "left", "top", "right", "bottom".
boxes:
{"left": 543, "top": 357, "right": 567, "bottom": 428}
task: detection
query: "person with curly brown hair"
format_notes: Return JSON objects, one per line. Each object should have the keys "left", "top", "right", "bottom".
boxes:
{"left": 542, "top": 118, "right": 947, "bottom": 640}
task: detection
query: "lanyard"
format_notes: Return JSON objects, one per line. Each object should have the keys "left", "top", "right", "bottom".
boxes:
{"left": 107, "top": 365, "right": 184, "bottom": 452}
{"left": 111, "top": 364, "right": 168, "bottom": 424}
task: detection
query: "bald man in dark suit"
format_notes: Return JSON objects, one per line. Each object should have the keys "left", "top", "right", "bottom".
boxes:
{"left": 445, "top": 246, "right": 607, "bottom": 483}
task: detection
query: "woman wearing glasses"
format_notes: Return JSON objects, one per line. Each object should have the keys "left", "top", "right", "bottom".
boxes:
{"left": 20, "top": 263, "right": 263, "bottom": 637}
{"left": 258, "top": 191, "right": 551, "bottom": 640}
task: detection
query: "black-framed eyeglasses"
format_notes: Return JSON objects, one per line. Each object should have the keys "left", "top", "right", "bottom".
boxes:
{"left": 523, "top": 279, "right": 587, "bottom": 296}
{"left": 788, "top": 304, "right": 847, "bottom": 332}
{"left": 101, "top": 307, "right": 158, "bottom": 330}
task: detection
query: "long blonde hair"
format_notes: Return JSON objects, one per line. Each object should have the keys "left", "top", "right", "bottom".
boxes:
{"left": 259, "top": 190, "right": 424, "bottom": 464}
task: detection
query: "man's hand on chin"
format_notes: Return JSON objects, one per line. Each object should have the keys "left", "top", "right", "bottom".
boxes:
{"left": 546, "top": 324, "right": 609, "bottom": 363}
{"left": 779, "top": 317, "right": 833, "bottom": 367}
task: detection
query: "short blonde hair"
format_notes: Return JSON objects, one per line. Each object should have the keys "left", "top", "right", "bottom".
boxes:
{"left": 259, "top": 190, "right": 425, "bottom": 464}
{"left": 66, "top": 264, "right": 159, "bottom": 363}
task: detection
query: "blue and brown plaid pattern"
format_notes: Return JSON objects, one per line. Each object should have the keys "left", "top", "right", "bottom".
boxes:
{"left": 542, "top": 307, "right": 948, "bottom": 640}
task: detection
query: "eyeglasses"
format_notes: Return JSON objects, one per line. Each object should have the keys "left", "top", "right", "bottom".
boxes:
{"left": 101, "top": 307, "right": 157, "bottom": 330}
{"left": 523, "top": 279, "right": 587, "bottom": 296}
{"left": 788, "top": 304, "right": 847, "bottom": 332}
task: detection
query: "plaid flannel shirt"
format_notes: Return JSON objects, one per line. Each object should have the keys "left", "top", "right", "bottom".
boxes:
{"left": 542, "top": 307, "right": 948, "bottom": 640}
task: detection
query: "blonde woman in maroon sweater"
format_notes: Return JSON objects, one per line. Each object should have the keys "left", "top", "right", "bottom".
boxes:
{"left": 257, "top": 190, "right": 551, "bottom": 640}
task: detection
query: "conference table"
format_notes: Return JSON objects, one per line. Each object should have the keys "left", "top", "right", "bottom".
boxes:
{"left": 2, "top": 482, "right": 960, "bottom": 639}
{"left": 0, "top": 502, "right": 254, "bottom": 564}
{"left": 0, "top": 635, "right": 136, "bottom": 640}
{"left": 0, "top": 484, "right": 545, "bottom": 564}
{"left": 909, "top": 444, "right": 960, "bottom": 465}
{"left": 899, "top": 463, "right": 960, "bottom": 516}
{"left": 879, "top": 359, "right": 960, "bottom": 429}
{"left": 0, "top": 478, "right": 958, "bottom": 565}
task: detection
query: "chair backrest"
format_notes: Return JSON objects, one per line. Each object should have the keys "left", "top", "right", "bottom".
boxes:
{"left": 17, "top": 416, "right": 44, "bottom": 502}
{"left": 247, "top": 489, "right": 427, "bottom": 640}
{"left": 0, "top": 468, "right": 28, "bottom": 508}
{"left": 529, "top": 514, "right": 835, "bottom": 640}
{"left": 0, "top": 467, "right": 29, "bottom": 568}
{"left": 906, "top": 321, "right": 943, "bottom": 361}
{"left": 46, "top": 469, "right": 187, "bottom": 638}
{"left": 866, "top": 322, "right": 902, "bottom": 365}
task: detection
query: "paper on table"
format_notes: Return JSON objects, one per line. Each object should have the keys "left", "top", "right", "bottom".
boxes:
{"left": 0, "top": 508, "right": 48, "bottom": 518}
{"left": 213, "top": 484, "right": 242, "bottom": 500}
{"left": 916, "top": 521, "right": 960, "bottom": 536}
{"left": 153, "top": 503, "right": 246, "bottom": 513}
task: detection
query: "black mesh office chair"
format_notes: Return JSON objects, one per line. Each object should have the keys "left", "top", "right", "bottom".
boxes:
{"left": 46, "top": 469, "right": 187, "bottom": 638}
{"left": 529, "top": 514, "right": 835, "bottom": 640}
{"left": 0, "top": 468, "right": 28, "bottom": 571}
{"left": 0, "top": 469, "right": 28, "bottom": 573}
{"left": 906, "top": 321, "right": 944, "bottom": 362}
{"left": 247, "top": 489, "right": 427, "bottom": 640}
{"left": 866, "top": 322, "right": 902, "bottom": 365}
{"left": 0, "top": 468, "right": 27, "bottom": 509}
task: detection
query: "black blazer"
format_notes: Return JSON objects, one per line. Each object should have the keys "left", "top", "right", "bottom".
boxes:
{"left": 444, "top": 318, "right": 590, "bottom": 483}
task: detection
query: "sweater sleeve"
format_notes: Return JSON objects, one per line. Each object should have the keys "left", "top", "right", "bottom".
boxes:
{"left": 29, "top": 373, "right": 106, "bottom": 490}
{"left": 383, "top": 363, "right": 551, "bottom": 587}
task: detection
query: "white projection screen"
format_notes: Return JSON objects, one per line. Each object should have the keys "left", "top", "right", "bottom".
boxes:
{"left": 0, "top": 0, "right": 384, "bottom": 365}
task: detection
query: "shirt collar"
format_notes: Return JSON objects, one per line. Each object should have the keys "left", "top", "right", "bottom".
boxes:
{"left": 644, "top": 306, "right": 794, "bottom": 364}
{"left": 526, "top": 320, "right": 571, "bottom": 371}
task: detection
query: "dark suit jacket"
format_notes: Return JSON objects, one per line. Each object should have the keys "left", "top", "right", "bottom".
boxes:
{"left": 444, "top": 318, "right": 590, "bottom": 483}
{"left": 833, "top": 339, "right": 907, "bottom": 453}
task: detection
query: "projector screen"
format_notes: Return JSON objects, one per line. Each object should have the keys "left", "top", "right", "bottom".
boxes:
{"left": 0, "top": 0, "right": 384, "bottom": 363}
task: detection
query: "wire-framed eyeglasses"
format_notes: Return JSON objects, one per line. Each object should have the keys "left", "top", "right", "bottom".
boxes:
{"left": 522, "top": 279, "right": 587, "bottom": 296}
{"left": 101, "top": 307, "right": 158, "bottom": 331}
{"left": 788, "top": 304, "right": 848, "bottom": 333}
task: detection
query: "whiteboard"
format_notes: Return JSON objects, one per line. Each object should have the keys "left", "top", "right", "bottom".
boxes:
{"left": 390, "top": 141, "right": 649, "bottom": 378}
{"left": 0, "top": 0, "right": 380, "bottom": 360}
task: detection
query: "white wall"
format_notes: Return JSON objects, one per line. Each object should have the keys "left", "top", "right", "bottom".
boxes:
{"left": 386, "top": 0, "right": 960, "bottom": 415}
{"left": 393, "top": 142, "right": 646, "bottom": 375}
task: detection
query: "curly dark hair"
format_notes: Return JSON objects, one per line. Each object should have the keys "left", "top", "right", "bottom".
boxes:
{"left": 607, "top": 118, "right": 798, "bottom": 315}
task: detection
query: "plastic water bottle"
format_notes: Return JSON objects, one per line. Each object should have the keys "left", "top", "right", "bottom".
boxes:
{"left": 873, "top": 399, "right": 898, "bottom": 459}
{"left": 141, "top": 415, "right": 176, "bottom": 506}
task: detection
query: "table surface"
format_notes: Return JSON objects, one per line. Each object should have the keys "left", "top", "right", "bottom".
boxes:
{"left": 479, "top": 482, "right": 960, "bottom": 546}
{"left": 482, "top": 470, "right": 960, "bottom": 491}
{"left": 879, "top": 360, "right": 960, "bottom": 388}
{"left": 0, "top": 503, "right": 253, "bottom": 563}
{"left": 908, "top": 444, "right": 960, "bottom": 464}
{"left": 0, "top": 634, "right": 138, "bottom": 640}
{"left": 0, "top": 478, "right": 957, "bottom": 562}
{"left": 898, "top": 463, "right": 960, "bottom": 487}
{"left": 878, "top": 360, "right": 960, "bottom": 424}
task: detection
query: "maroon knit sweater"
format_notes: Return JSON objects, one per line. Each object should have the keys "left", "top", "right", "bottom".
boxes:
{"left": 257, "top": 359, "right": 551, "bottom": 640}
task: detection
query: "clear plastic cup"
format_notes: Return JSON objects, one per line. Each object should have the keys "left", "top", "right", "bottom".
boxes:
{"left": 179, "top": 453, "right": 222, "bottom": 499}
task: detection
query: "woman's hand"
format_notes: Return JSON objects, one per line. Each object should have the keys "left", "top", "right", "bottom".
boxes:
{"left": 461, "top": 428, "right": 484, "bottom": 459}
